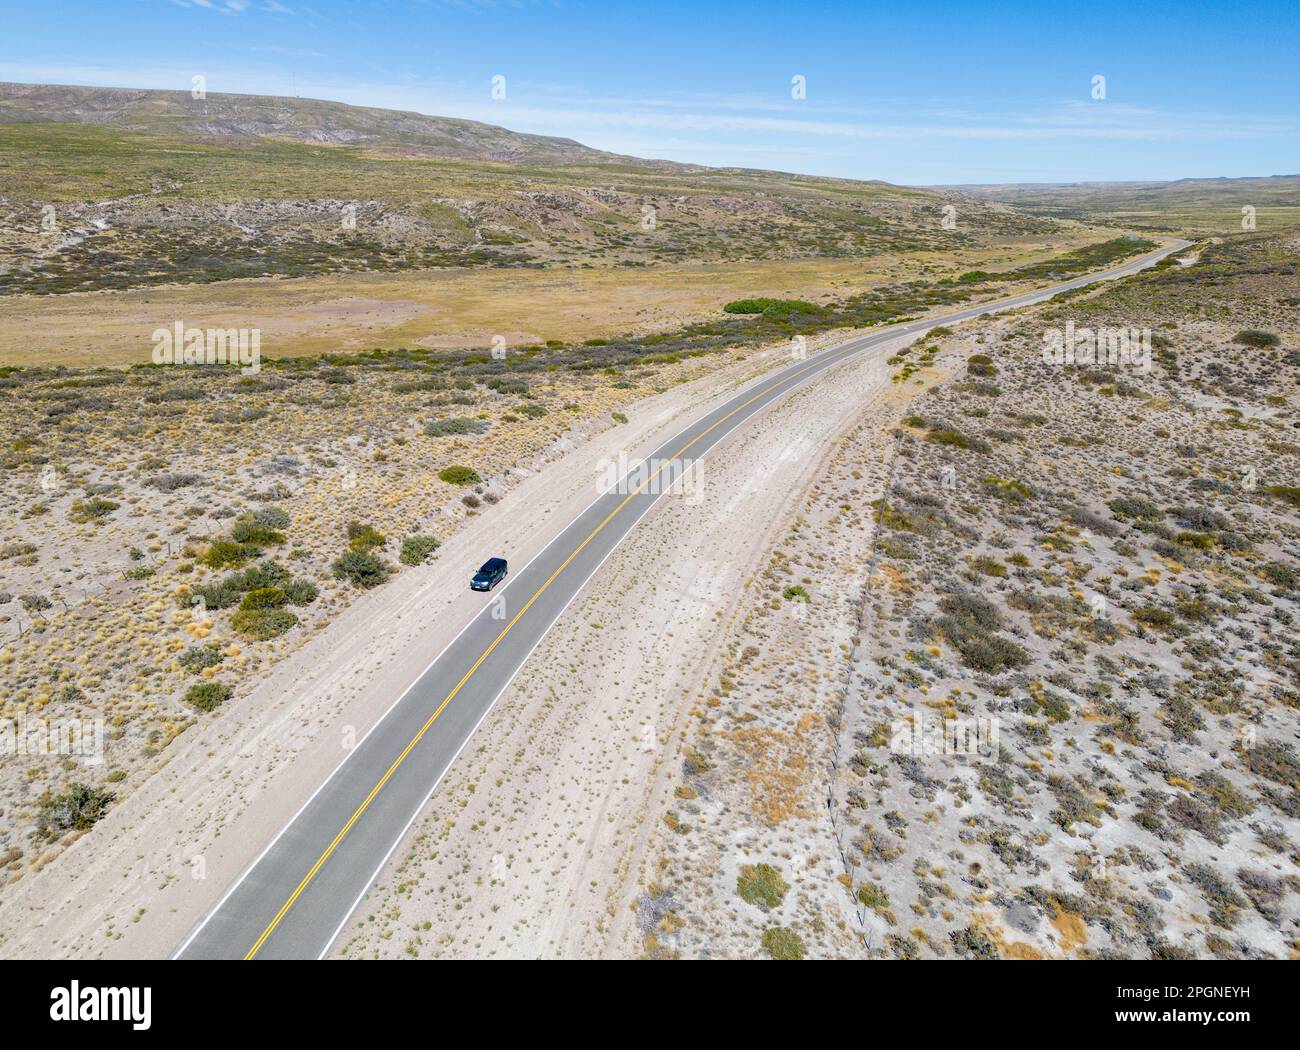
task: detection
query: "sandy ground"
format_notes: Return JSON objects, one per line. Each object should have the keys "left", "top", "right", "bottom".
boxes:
{"left": 329, "top": 328, "right": 927, "bottom": 958}
{"left": 0, "top": 327, "right": 850, "bottom": 958}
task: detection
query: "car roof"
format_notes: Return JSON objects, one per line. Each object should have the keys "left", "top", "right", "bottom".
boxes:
{"left": 479, "top": 557, "right": 506, "bottom": 570}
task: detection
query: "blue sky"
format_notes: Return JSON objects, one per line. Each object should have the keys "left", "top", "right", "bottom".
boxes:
{"left": 3, "top": 0, "right": 1297, "bottom": 184}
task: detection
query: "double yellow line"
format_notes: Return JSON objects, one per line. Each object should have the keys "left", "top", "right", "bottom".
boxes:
{"left": 244, "top": 337, "right": 867, "bottom": 958}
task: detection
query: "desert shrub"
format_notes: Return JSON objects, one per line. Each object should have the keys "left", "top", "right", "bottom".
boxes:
{"left": 611, "top": 411, "right": 628, "bottom": 424}
{"left": 967, "top": 353, "right": 997, "bottom": 377}
{"left": 936, "top": 594, "right": 1028, "bottom": 673}
{"left": 239, "top": 587, "right": 287, "bottom": 610}
{"left": 425, "top": 417, "right": 488, "bottom": 438}
{"left": 1260, "top": 561, "right": 1297, "bottom": 588}
{"left": 736, "top": 863, "right": 789, "bottom": 910}
{"left": 782, "top": 585, "right": 811, "bottom": 602}
{"left": 36, "top": 783, "right": 114, "bottom": 840}
{"left": 927, "top": 427, "right": 990, "bottom": 453}
{"left": 253, "top": 506, "right": 291, "bottom": 529}
{"left": 1160, "top": 695, "right": 1206, "bottom": 742}
{"left": 146, "top": 472, "right": 203, "bottom": 492}
{"left": 1175, "top": 505, "right": 1230, "bottom": 530}
{"left": 1175, "top": 531, "right": 1215, "bottom": 550}
{"left": 1064, "top": 506, "right": 1119, "bottom": 537}
{"left": 282, "top": 579, "right": 319, "bottom": 605}
{"left": 230, "top": 516, "right": 285, "bottom": 546}
{"left": 333, "top": 549, "right": 390, "bottom": 588}
{"left": 1241, "top": 741, "right": 1300, "bottom": 789}
{"left": 1108, "top": 496, "right": 1163, "bottom": 521}
{"left": 723, "top": 297, "right": 820, "bottom": 318}
{"left": 938, "top": 592, "right": 1002, "bottom": 630}
{"left": 186, "top": 579, "right": 243, "bottom": 610}
{"left": 178, "top": 643, "right": 224, "bottom": 674}
{"left": 231, "top": 606, "right": 298, "bottom": 640}
{"left": 761, "top": 927, "right": 805, "bottom": 960}
{"left": 949, "top": 925, "right": 999, "bottom": 958}
{"left": 1263, "top": 485, "right": 1300, "bottom": 508}
{"left": 970, "top": 556, "right": 1007, "bottom": 577}
{"left": 400, "top": 535, "right": 440, "bottom": 566}
{"left": 238, "top": 560, "right": 290, "bottom": 589}
{"left": 184, "top": 681, "right": 232, "bottom": 712}
{"left": 439, "top": 465, "right": 482, "bottom": 486}
{"left": 982, "top": 477, "right": 1034, "bottom": 502}
{"left": 346, "top": 521, "right": 386, "bottom": 552}
{"left": 68, "top": 497, "right": 118, "bottom": 523}
{"left": 201, "top": 540, "right": 258, "bottom": 570}
{"left": 1233, "top": 330, "right": 1279, "bottom": 348}
{"left": 1134, "top": 605, "right": 1175, "bottom": 628}
{"left": 516, "top": 402, "right": 547, "bottom": 418}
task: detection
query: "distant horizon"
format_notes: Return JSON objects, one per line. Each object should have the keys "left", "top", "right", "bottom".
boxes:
{"left": 5, "top": 77, "right": 1298, "bottom": 192}
{"left": 2, "top": 0, "right": 1297, "bottom": 184}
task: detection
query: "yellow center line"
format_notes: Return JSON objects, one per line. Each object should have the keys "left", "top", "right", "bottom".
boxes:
{"left": 242, "top": 244, "right": 1170, "bottom": 958}
{"left": 243, "top": 336, "right": 866, "bottom": 958}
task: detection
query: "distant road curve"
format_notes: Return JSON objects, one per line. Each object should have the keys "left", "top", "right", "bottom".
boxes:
{"left": 176, "top": 238, "right": 1190, "bottom": 960}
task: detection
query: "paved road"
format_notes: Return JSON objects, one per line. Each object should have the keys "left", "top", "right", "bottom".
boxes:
{"left": 175, "top": 239, "right": 1188, "bottom": 959}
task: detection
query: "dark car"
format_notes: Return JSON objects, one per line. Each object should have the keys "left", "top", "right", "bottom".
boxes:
{"left": 470, "top": 557, "right": 508, "bottom": 591}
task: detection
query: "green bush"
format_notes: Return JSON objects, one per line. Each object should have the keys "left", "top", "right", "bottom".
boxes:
{"left": 737, "top": 863, "right": 789, "bottom": 910}
{"left": 201, "top": 540, "right": 259, "bottom": 570}
{"left": 1263, "top": 485, "right": 1300, "bottom": 508}
{"left": 282, "top": 578, "right": 319, "bottom": 605}
{"left": 230, "top": 516, "right": 286, "bottom": 546}
{"left": 424, "top": 417, "right": 488, "bottom": 437}
{"left": 185, "top": 681, "right": 232, "bottom": 712}
{"left": 239, "top": 586, "right": 288, "bottom": 610}
{"left": 439, "top": 465, "right": 482, "bottom": 486}
{"left": 1134, "top": 605, "right": 1175, "bottom": 628}
{"left": 333, "top": 549, "right": 390, "bottom": 588}
{"left": 239, "top": 560, "right": 290, "bottom": 589}
{"left": 231, "top": 606, "right": 298, "bottom": 640}
{"left": 36, "top": 783, "right": 115, "bottom": 840}
{"left": 971, "top": 556, "right": 1007, "bottom": 577}
{"left": 253, "top": 506, "right": 291, "bottom": 529}
{"left": 400, "top": 535, "right": 440, "bottom": 566}
{"left": 68, "top": 497, "right": 118, "bottom": 523}
{"left": 178, "top": 643, "right": 224, "bottom": 674}
{"left": 761, "top": 927, "right": 805, "bottom": 960}
{"left": 1108, "top": 496, "right": 1163, "bottom": 521}
{"left": 723, "top": 297, "right": 820, "bottom": 318}
{"left": 1233, "top": 330, "right": 1279, "bottom": 348}
{"left": 346, "top": 521, "right": 386, "bottom": 552}
{"left": 936, "top": 593, "right": 1028, "bottom": 673}
{"left": 782, "top": 585, "right": 811, "bottom": 602}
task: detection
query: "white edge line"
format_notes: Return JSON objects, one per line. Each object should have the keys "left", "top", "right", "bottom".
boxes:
{"left": 174, "top": 239, "right": 1183, "bottom": 959}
